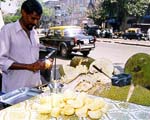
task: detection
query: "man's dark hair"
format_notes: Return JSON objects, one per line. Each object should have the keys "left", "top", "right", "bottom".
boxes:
{"left": 21, "top": 0, "right": 43, "bottom": 15}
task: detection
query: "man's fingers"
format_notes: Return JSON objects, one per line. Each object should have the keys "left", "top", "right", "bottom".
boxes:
{"left": 45, "top": 59, "right": 52, "bottom": 69}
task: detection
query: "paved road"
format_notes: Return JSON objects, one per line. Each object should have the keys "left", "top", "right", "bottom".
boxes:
{"left": 56, "top": 38, "right": 150, "bottom": 64}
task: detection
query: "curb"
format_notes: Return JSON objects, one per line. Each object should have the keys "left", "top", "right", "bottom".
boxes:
{"left": 114, "top": 41, "right": 150, "bottom": 47}
{"left": 97, "top": 39, "right": 150, "bottom": 47}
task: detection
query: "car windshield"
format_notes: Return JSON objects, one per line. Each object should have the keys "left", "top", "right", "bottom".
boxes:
{"left": 64, "top": 28, "right": 83, "bottom": 37}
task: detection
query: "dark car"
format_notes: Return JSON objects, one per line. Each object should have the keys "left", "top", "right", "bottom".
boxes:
{"left": 86, "top": 26, "right": 101, "bottom": 37}
{"left": 40, "top": 26, "right": 96, "bottom": 58}
{"left": 100, "top": 29, "right": 113, "bottom": 38}
{"left": 122, "top": 28, "right": 143, "bottom": 40}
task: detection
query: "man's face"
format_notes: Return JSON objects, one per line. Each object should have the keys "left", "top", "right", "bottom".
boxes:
{"left": 22, "top": 11, "right": 41, "bottom": 30}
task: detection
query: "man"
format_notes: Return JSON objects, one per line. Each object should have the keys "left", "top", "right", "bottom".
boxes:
{"left": 0, "top": 0, "right": 53, "bottom": 92}
{"left": 147, "top": 28, "right": 150, "bottom": 40}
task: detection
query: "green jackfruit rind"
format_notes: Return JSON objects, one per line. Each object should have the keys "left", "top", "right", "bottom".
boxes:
{"left": 129, "top": 85, "right": 150, "bottom": 106}
{"left": 58, "top": 65, "right": 76, "bottom": 77}
{"left": 98, "top": 85, "right": 150, "bottom": 106}
{"left": 98, "top": 86, "right": 129, "bottom": 101}
{"left": 70, "top": 56, "right": 95, "bottom": 69}
{"left": 124, "top": 53, "right": 150, "bottom": 87}
{"left": 59, "top": 65, "right": 65, "bottom": 76}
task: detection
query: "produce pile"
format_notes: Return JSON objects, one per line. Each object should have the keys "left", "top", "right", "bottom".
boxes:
{"left": 32, "top": 89, "right": 109, "bottom": 119}
{"left": 59, "top": 57, "right": 114, "bottom": 94}
{"left": 59, "top": 56, "right": 150, "bottom": 106}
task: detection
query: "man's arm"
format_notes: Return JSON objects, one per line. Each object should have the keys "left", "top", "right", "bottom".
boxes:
{"left": 9, "top": 59, "right": 53, "bottom": 72}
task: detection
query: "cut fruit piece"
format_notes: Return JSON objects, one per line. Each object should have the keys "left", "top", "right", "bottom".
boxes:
{"left": 59, "top": 65, "right": 88, "bottom": 83}
{"left": 89, "top": 58, "right": 114, "bottom": 77}
{"left": 70, "top": 56, "right": 95, "bottom": 69}
{"left": 88, "top": 109, "right": 102, "bottom": 119}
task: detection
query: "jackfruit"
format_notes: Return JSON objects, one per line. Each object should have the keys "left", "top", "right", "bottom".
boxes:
{"left": 124, "top": 53, "right": 150, "bottom": 87}
{"left": 70, "top": 56, "right": 95, "bottom": 69}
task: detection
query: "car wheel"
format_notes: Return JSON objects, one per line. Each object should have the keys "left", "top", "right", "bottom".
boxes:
{"left": 81, "top": 51, "right": 90, "bottom": 57}
{"left": 60, "top": 45, "right": 69, "bottom": 57}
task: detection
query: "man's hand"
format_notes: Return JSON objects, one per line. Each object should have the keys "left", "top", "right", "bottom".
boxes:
{"left": 9, "top": 59, "right": 53, "bottom": 72}
{"left": 45, "top": 59, "right": 53, "bottom": 69}
{"left": 31, "top": 59, "right": 53, "bottom": 72}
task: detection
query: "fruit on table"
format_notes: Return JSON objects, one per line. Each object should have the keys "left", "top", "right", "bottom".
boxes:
{"left": 61, "top": 105, "right": 75, "bottom": 116}
{"left": 75, "top": 80, "right": 93, "bottom": 92}
{"left": 70, "top": 56, "right": 95, "bottom": 69}
{"left": 32, "top": 90, "right": 109, "bottom": 119}
{"left": 59, "top": 65, "right": 80, "bottom": 83}
{"left": 87, "top": 98, "right": 105, "bottom": 111}
{"left": 51, "top": 107, "right": 61, "bottom": 117}
{"left": 75, "top": 105, "right": 88, "bottom": 117}
{"left": 124, "top": 53, "right": 150, "bottom": 87}
{"left": 89, "top": 58, "right": 114, "bottom": 77}
{"left": 59, "top": 64, "right": 88, "bottom": 83}
{"left": 88, "top": 109, "right": 102, "bottom": 119}
{"left": 59, "top": 65, "right": 75, "bottom": 76}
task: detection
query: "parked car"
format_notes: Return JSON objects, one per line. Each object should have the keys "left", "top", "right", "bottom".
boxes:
{"left": 100, "top": 29, "right": 113, "bottom": 38}
{"left": 40, "top": 26, "right": 96, "bottom": 57}
{"left": 86, "top": 25, "right": 101, "bottom": 37}
{"left": 122, "top": 28, "right": 144, "bottom": 40}
{"left": 112, "top": 31, "right": 124, "bottom": 39}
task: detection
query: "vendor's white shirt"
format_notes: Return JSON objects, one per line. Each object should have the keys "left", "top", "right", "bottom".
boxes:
{"left": 0, "top": 20, "right": 41, "bottom": 93}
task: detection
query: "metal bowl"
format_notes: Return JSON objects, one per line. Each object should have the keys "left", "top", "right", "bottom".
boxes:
{"left": 48, "top": 82, "right": 64, "bottom": 93}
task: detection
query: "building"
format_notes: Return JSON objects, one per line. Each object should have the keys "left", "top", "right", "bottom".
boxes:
{"left": 43, "top": 0, "right": 96, "bottom": 26}
{"left": 0, "top": 0, "right": 20, "bottom": 14}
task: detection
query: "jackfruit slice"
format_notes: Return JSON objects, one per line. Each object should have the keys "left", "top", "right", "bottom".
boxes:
{"left": 89, "top": 58, "right": 114, "bottom": 77}
{"left": 88, "top": 109, "right": 102, "bottom": 119}
{"left": 87, "top": 98, "right": 105, "bottom": 111}
{"left": 61, "top": 105, "right": 75, "bottom": 116}
{"left": 51, "top": 107, "right": 61, "bottom": 118}
{"left": 59, "top": 65, "right": 88, "bottom": 83}
{"left": 75, "top": 106, "right": 88, "bottom": 118}
{"left": 70, "top": 56, "right": 95, "bottom": 69}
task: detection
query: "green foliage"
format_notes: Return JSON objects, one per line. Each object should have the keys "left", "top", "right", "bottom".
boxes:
{"left": 42, "top": 7, "right": 53, "bottom": 17}
{"left": 125, "top": 0, "right": 149, "bottom": 17}
{"left": 87, "top": 0, "right": 150, "bottom": 28}
{"left": 3, "top": 15, "right": 20, "bottom": 24}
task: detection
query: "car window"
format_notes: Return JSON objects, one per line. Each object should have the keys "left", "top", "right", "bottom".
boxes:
{"left": 49, "top": 29, "right": 62, "bottom": 37}
{"left": 64, "top": 28, "right": 83, "bottom": 37}
{"left": 54, "top": 30, "right": 62, "bottom": 37}
{"left": 49, "top": 30, "right": 54, "bottom": 36}
{"left": 128, "top": 30, "right": 135, "bottom": 33}
{"left": 137, "top": 29, "right": 141, "bottom": 33}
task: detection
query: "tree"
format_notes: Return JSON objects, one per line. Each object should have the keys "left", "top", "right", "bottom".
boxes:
{"left": 87, "top": 0, "right": 104, "bottom": 26}
{"left": 3, "top": 15, "right": 20, "bottom": 24}
{"left": 2, "top": 1, "right": 53, "bottom": 27}
{"left": 87, "top": 0, "right": 150, "bottom": 30}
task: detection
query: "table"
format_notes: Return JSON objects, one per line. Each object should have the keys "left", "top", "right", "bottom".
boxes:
{"left": 0, "top": 91, "right": 150, "bottom": 120}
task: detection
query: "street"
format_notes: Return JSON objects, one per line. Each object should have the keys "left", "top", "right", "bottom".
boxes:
{"left": 55, "top": 38, "right": 150, "bottom": 73}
